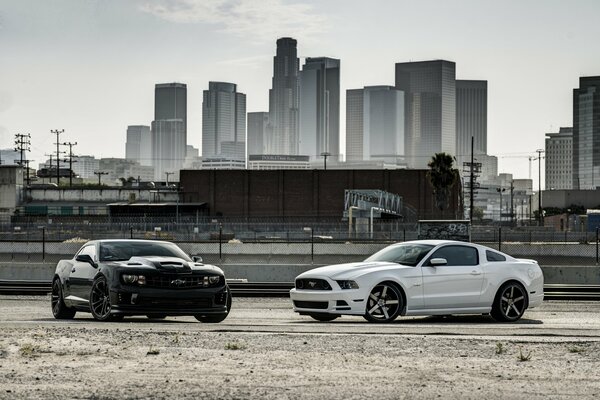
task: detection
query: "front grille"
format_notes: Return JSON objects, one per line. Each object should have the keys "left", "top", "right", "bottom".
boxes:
{"left": 145, "top": 275, "right": 222, "bottom": 289}
{"left": 293, "top": 300, "right": 328, "bottom": 309}
{"left": 138, "top": 298, "right": 210, "bottom": 308}
{"left": 295, "top": 279, "right": 331, "bottom": 290}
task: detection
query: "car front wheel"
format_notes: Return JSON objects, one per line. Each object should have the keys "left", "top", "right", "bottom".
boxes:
{"left": 363, "top": 282, "right": 403, "bottom": 323}
{"left": 90, "top": 276, "right": 115, "bottom": 321}
{"left": 491, "top": 282, "right": 528, "bottom": 322}
{"left": 51, "top": 278, "right": 76, "bottom": 319}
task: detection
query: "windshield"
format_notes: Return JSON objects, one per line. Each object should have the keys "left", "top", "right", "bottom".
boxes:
{"left": 364, "top": 244, "right": 434, "bottom": 266}
{"left": 99, "top": 241, "right": 191, "bottom": 262}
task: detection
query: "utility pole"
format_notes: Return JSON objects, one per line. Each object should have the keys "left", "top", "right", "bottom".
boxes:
{"left": 320, "top": 152, "right": 331, "bottom": 170}
{"left": 51, "top": 129, "right": 64, "bottom": 185}
{"left": 469, "top": 136, "right": 474, "bottom": 222}
{"left": 536, "top": 148, "right": 545, "bottom": 226}
{"left": 510, "top": 180, "right": 515, "bottom": 226}
{"left": 94, "top": 171, "right": 108, "bottom": 186}
{"left": 62, "top": 141, "right": 78, "bottom": 187}
{"left": 165, "top": 172, "right": 174, "bottom": 187}
{"left": 14, "top": 133, "right": 31, "bottom": 185}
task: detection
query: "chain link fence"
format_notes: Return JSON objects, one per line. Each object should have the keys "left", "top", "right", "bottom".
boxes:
{"left": 0, "top": 223, "right": 598, "bottom": 265}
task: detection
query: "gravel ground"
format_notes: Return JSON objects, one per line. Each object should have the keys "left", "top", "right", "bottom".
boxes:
{"left": 1, "top": 297, "right": 600, "bottom": 399}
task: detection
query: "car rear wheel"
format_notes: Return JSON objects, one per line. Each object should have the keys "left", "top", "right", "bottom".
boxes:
{"left": 51, "top": 278, "right": 76, "bottom": 319}
{"left": 491, "top": 282, "right": 528, "bottom": 322}
{"left": 363, "top": 282, "right": 403, "bottom": 323}
{"left": 195, "top": 289, "right": 231, "bottom": 323}
{"left": 90, "top": 276, "right": 116, "bottom": 321}
{"left": 308, "top": 313, "right": 339, "bottom": 322}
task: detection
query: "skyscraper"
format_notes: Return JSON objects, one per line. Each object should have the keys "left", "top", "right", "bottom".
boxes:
{"left": 247, "top": 112, "right": 269, "bottom": 156}
{"left": 267, "top": 37, "right": 300, "bottom": 155}
{"left": 202, "top": 81, "right": 246, "bottom": 162}
{"left": 545, "top": 127, "right": 573, "bottom": 190}
{"left": 395, "top": 60, "right": 456, "bottom": 168}
{"left": 299, "top": 57, "right": 340, "bottom": 160}
{"left": 456, "top": 80, "right": 487, "bottom": 166}
{"left": 345, "top": 86, "right": 405, "bottom": 164}
{"left": 152, "top": 82, "right": 187, "bottom": 181}
{"left": 125, "top": 125, "right": 152, "bottom": 167}
{"left": 573, "top": 76, "right": 600, "bottom": 189}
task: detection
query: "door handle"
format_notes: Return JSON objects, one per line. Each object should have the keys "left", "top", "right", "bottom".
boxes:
{"left": 470, "top": 270, "right": 481, "bottom": 275}
{"left": 71, "top": 268, "right": 76, "bottom": 273}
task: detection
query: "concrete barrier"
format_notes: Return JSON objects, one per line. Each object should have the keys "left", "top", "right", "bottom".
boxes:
{"left": 1, "top": 261, "right": 598, "bottom": 285}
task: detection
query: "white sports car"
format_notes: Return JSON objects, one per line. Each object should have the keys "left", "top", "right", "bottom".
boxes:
{"left": 290, "top": 240, "right": 544, "bottom": 323}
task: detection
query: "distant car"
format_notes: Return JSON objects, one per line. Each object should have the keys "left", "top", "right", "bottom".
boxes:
{"left": 51, "top": 239, "right": 230, "bottom": 322}
{"left": 290, "top": 240, "right": 543, "bottom": 323}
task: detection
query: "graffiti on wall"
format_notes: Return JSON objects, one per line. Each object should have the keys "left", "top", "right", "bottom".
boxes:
{"left": 417, "top": 220, "right": 471, "bottom": 242}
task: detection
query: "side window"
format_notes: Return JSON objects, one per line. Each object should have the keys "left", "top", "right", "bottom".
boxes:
{"left": 486, "top": 250, "right": 506, "bottom": 262}
{"left": 428, "top": 245, "right": 479, "bottom": 266}
{"left": 77, "top": 245, "right": 97, "bottom": 261}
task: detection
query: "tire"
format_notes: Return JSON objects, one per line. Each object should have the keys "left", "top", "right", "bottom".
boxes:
{"left": 363, "top": 282, "right": 403, "bottom": 323}
{"left": 90, "top": 276, "right": 117, "bottom": 322}
{"left": 491, "top": 282, "right": 528, "bottom": 322}
{"left": 308, "top": 313, "right": 339, "bottom": 322}
{"left": 51, "top": 278, "right": 76, "bottom": 319}
{"left": 195, "top": 289, "right": 231, "bottom": 323}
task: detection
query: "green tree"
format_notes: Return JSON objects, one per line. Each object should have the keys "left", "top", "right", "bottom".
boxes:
{"left": 427, "top": 153, "right": 459, "bottom": 216}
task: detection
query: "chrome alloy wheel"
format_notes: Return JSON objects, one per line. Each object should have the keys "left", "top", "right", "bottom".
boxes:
{"left": 498, "top": 284, "right": 526, "bottom": 321}
{"left": 364, "top": 283, "right": 402, "bottom": 323}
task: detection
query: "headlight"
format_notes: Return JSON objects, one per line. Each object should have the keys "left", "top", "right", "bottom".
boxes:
{"left": 337, "top": 280, "right": 359, "bottom": 290}
{"left": 122, "top": 274, "right": 146, "bottom": 285}
{"left": 201, "top": 276, "right": 222, "bottom": 287}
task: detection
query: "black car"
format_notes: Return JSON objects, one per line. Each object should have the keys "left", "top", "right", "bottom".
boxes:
{"left": 51, "top": 239, "right": 231, "bottom": 322}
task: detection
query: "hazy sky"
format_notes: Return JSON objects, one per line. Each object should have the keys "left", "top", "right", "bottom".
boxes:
{"left": 2, "top": 0, "right": 600, "bottom": 188}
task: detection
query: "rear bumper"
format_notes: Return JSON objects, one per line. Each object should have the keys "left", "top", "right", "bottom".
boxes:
{"left": 110, "top": 284, "right": 229, "bottom": 316}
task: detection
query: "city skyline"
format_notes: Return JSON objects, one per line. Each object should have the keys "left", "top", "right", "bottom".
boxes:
{"left": 2, "top": 1, "right": 600, "bottom": 188}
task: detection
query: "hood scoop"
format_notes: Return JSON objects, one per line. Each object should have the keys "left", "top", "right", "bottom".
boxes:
{"left": 128, "top": 256, "right": 192, "bottom": 273}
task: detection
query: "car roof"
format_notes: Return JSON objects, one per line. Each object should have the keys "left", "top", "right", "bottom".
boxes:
{"left": 84, "top": 239, "right": 173, "bottom": 245}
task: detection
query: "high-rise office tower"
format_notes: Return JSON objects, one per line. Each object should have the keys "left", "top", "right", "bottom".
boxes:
{"left": 395, "top": 60, "right": 456, "bottom": 168}
{"left": 345, "top": 86, "right": 405, "bottom": 163}
{"left": 299, "top": 57, "right": 340, "bottom": 160}
{"left": 125, "top": 125, "right": 152, "bottom": 167}
{"left": 573, "top": 76, "right": 600, "bottom": 189}
{"left": 152, "top": 82, "right": 187, "bottom": 181}
{"left": 545, "top": 127, "right": 573, "bottom": 190}
{"left": 456, "top": 80, "right": 487, "bottom": 166}
{"left": 202, "top": 82, "right": 246, "bottom": 162}
{"left": 267, "top": 37, "right": 300, "bottom": 155}
{"left": 247, "top": 112, "right": 269, "bottom": 156}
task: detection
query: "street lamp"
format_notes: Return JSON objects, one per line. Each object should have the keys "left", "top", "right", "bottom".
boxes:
{"left": 536, "top": 149, "right": 545, "bottom": 226}
{"left": 320, "top": 152, "right": 331, "bottom": 170}
{"left": 496, "top": 187, "right": 506, "bottom": 224}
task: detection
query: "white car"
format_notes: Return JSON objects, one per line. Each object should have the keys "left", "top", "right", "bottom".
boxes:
{"left": 290, "top": 240, "right": 544, "bottom": 323}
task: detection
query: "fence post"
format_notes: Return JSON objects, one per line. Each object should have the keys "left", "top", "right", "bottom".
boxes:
{"left": 311, "top": 227, "right": 314, "bottom": 263}
{"left": 42, "top": 227, "right": 45, "bottom": 262}
{"left": 130, "top": 226, "right": 133, "bottom": 239}
{"left": 219, "top": 223, "right": 223, "bottom": 261}
{"left": 596, "top": 227, "right": 600, "bottom": 265}
{"left": 403, "top": 229, "right": 406, "bottom": 242}
{"left": 498, "top": 227, "right": 502, "bottom": 252}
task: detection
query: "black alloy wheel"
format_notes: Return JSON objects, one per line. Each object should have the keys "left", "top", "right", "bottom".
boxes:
{"left": 195, "top": 288, "right": 231, "bottom": 323}
{"left": 308, "top": 313, "right": 339, "bottom": 322}
{"left": 491, "top": 282, "right": 528, "bottom": 322}
{"left": 90, "top": 276, "right": 114, "bottom": 321}
{"left": 363, "top": 282, "right": 403, "bottom": 323}
{"left": 51, "top": 279, "right": 76, "bottom": 319}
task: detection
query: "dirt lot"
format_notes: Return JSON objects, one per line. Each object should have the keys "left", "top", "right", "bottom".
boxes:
{"left": 1, "top": 297, "right": 600, "bottom": 399}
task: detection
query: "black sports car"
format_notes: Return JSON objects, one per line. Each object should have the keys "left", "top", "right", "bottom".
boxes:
{"left": 51, "top": 239, "right": 231, "bottom": 322}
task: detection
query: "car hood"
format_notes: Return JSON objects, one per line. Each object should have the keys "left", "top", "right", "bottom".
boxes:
{"left": 297, "top": 261, "right": 412, "bottom": 280}
{"left": 113, "top": 256, "right": 224, "bottom": 275}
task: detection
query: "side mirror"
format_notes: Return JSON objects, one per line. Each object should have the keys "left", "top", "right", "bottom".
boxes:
{"left": 191, "top": 255, "right": 203, "bottom": 263}
{"left": 76, "top": 254, "right": 97, "bottom": 267}
{"left": 429, "top": 258, "right": 448, "bottom": 266}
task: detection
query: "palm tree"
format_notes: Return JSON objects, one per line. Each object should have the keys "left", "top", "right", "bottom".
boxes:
{"left": 427, "top": 153, "right": 459, "bottom": 216}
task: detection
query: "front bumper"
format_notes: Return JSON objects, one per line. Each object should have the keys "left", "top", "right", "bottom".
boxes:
{"left": 110, "top": 284, "right": 229, "bottom": 316}
{"left": 289, "top": 288, "right": 367, "bottom": 315}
